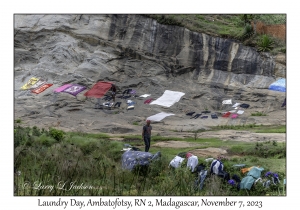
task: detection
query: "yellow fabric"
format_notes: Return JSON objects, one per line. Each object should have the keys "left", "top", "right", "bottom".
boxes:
{"left": 21, "top": 77, "right": 39, "bottom": 90}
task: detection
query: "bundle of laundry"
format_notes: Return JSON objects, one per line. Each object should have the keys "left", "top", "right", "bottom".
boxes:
{"left": 210, "top": 159, "right": 230, "bottom": 181}
{"left": 240, "top": 166, "right": 264, "bottom": 190}
{"left": 122, "top": 150, "right": 161, "bottom": 170}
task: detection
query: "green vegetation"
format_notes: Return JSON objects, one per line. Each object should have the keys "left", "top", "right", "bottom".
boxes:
{"left": 210, "top": 124, "right": 285, "bottom": 133}
{"left": 255, "top": 125, "right": 286, "bottom": 133}
{"left": 15, "top": 119, "right": 22, "bottom": 123}
{"left": 143, "top": 14, "right": 286, "bottom": 54}
{"left": 14, "top": 125, "right": 286, "bottom": 196}
{"left": 251, "top": 111, "right": 267, "bottom": 116}
{"left": 257, "top": 34, "right": 275, "bottom": 52}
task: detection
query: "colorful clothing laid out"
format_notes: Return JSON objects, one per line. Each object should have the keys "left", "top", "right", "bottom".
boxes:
{"left": 31, "top": 84, "right": 53, "bottom": 94}
{"left": 84, "top": 81, "right": 113, "bottom": 98}
{"left": 21, "top": 77, "right": 39, "bottom": 90}
{"left": 63, "top": 84, "right": 86, "bottom": 96}
{"left": 30, "top": 80, "right": 46, "bottom": 90}
{"left": 54, "top": 84, "right": 72, "bottom": 93}
{"left": 231, "top": 114, "right": 238, "bottom": 119}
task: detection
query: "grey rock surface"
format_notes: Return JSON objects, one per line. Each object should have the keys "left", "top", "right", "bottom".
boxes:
{"left": 14, "top": 14, "right": 286, "bottom": 135}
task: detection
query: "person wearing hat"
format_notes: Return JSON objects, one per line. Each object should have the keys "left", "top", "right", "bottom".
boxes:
{"left": 142, "top": 120, "right": 152, "bottom": 152}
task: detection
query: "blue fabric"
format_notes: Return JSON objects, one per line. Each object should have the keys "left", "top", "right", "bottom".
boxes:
{"left": 194, "top": 170, "right": 207, "bottom": 190}
{"left": 121, "top": 150, "right": 160, "bottom": 170}
{"left": 240, "top": 167, "right": 264, "bottom": 190}
{"left": 269, "top": 78, "right": 286, "bottom": 92}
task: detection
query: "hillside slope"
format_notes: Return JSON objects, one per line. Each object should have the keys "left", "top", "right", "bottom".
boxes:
{"left": 14, "top": 14, "right": 286, "bottom": 134}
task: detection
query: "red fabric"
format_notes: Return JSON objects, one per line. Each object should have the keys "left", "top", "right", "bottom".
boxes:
{"left": 84, "top": 81, "right": 113, "bottom": 98}
{"left": 222, "top": 112, "right": 231, "bottom": 118}
{"left": 31, "top": 84, "right": 53, "bottom": 94}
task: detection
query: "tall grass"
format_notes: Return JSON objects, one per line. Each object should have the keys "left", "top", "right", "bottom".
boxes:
{"left": 14, "top": 125, "right": 286, "bottom": 196}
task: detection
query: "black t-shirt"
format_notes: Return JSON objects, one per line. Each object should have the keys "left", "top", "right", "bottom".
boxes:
{"left": 143, "top": 125, "right": 152, "bottom": 137}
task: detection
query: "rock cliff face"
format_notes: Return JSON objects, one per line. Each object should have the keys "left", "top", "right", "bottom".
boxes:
{"left": 14, "top": 14, "right": 286, "bottom": 134}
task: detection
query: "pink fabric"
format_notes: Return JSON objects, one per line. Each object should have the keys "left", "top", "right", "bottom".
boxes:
{"left": 54, "top": 84, "right": 72, "bottom": 93}
{"left": 231, "top": 114, "right": 238, "bottom": 119}
{"left": 186, "top": 153, "right": 193, "bottom": 158}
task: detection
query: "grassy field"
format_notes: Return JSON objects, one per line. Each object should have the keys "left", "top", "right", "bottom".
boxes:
{"left": 143, "top": 14, "right": 286, "bottom": 55}
{"left": 14, "top": 124, "right": 286, "bottom": 196}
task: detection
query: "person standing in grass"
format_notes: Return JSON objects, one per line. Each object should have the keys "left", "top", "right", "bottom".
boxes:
{"left": 142, "top": 120, "right": 152, "bottom": 152}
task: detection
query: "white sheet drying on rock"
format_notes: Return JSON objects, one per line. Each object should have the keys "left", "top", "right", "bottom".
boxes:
{"left": 147, "top": 112, "right": 175, "bottom": 122}
{"left": 139, "top": 94, "right": 151, "bottom": 98}
{"left": 237, "top": 110, "right": 245, "bottom": 114}
{"left": 150, "top": 90, "right": 185, "bottom": 107}
{"left": 222, "top": 99, "right": 232, "bottom": 105}
{"left": 232, "top": 103, "right": 241, "bottom": 107}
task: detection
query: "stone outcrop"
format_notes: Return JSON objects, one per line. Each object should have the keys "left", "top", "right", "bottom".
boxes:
{"left": 14, "top": 14, "right": 286, "bottom": 134}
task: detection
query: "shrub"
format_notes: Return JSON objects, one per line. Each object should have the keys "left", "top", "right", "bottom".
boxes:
{"left": 15, "top": 119, "right": 22, "bottom": 123}
{"left": 251, "top": 112, "right": 267, "bottom": 116}
{"left": 241, "top": 24, "right": 254, "bottom": 40}
{"left": 257, "top": 35, "right": 274, "bottom": 52}
{"left": 49, "top": 128, "right": 65, "bottom": 142}
{"left": 32, "top": 126, "right": 41, "bottom": 136}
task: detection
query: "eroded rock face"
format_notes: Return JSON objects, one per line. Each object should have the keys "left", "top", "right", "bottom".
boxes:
{"left": 14, "top": 14, "right": 286, "bottom": 134}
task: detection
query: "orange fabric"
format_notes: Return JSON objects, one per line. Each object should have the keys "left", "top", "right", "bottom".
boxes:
{"left": 32, "top": 84, "right": 53, "bottom": 94}
{"left": 241, "top": 166, "right": 254, "bottom": 174}
{"left": 84, "top": 81, "right": 113, "bottom": 98}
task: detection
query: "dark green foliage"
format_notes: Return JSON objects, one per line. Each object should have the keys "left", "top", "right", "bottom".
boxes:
{"left": 240, "top": 14, "right": 254, "bottom": 25}
{"left": 257, "top": 34, "right": 274, "bottom": 52}
{"left": 241, "top": 24, "right": 254, "bottom": 40}
{"left": 32, "top": 126, "right": 41, "bottom": 136}
{"left": 49, "top": 128, "right": 65, "bottom": 142}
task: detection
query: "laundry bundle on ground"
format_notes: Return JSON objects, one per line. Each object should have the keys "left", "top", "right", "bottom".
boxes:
{"left": 240, "top": 167, "right": 264, "bottom": 190}
{"left": 121, "top": 150, "right": 161, "bottom": 170}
